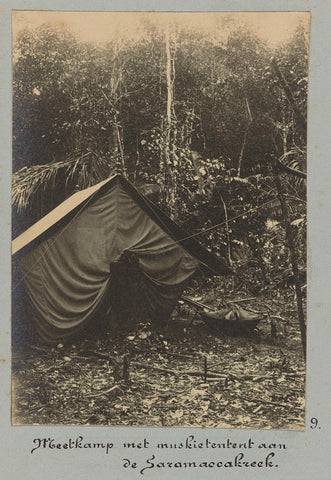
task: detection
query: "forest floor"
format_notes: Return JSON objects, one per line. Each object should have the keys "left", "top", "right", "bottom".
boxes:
{"left": 12, "top": 281, "right": 306, "bottom": 430}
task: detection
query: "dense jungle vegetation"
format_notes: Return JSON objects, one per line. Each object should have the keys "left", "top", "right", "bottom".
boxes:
{"left": 12, "top": 16, "right": 308, "bottom": 427}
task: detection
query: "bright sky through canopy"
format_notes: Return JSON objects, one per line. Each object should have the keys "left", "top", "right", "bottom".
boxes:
{"left": 13, "top": 11, "right": 310, "bottom": 48}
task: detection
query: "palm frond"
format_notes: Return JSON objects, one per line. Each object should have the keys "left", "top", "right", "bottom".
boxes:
{"left": 12, "top": 151, "right": 113, "bottom": 212}
{"left": 279, "top": 147, "right": 307, "bottom": 193}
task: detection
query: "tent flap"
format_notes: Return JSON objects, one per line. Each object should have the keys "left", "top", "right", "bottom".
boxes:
{"left": 19, "top": 182, "right": 199, "bottom": 341}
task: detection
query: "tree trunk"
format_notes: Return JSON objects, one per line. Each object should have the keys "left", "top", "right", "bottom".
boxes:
{"left": 216, "top": 187, "right": 232, "bottom": 266}
{"left": 237, "top": 94, "right": 252, "bottom": 177}
{"left": 282, "top": 110, "right": 288, "bottom": 155}
{"left": 237, "top": 129, "right": 248, "bottom": 178}
{"left": 163, "top": 25, "right": 176, "bottom": 216}
{"left": 272, "top": 157, "right": 306, "bottom": 361}
{"left": 115, "top": 122, "right": 126, "bottom": 175}
{"left": 271, "top": 57, "right": 307, "bottom": 135}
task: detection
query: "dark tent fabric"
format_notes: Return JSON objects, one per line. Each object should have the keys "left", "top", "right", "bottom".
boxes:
{"left": 12, "top": 175, "right": 231, "bottom": 342}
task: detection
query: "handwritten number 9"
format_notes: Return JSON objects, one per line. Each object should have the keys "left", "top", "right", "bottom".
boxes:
{"left": 310, "top": 417, "right": 319, "bottom": 429}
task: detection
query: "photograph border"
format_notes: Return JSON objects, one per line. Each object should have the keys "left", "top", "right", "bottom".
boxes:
{"left": 1, "top": 1, "right": 330, "bottom": 479}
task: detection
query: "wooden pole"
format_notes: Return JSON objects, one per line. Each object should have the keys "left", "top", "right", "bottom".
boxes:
{"left": 204, "top": 356, "right": 207, "bottom": 383}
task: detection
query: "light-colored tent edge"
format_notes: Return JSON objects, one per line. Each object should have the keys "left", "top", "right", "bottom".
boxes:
{"left": 12, "top": 174, "right": 232, "bottom": 276}
{"left": 12, "top": 176, "right": 114, "bottom": 256}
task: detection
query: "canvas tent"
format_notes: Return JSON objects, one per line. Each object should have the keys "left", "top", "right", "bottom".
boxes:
{"left": 12, "top": 175, "right": 231, "bottom": 343}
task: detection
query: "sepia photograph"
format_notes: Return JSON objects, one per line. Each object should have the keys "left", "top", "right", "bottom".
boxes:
{"left": 11, "top": 11, "right": 309, "bottom": 429}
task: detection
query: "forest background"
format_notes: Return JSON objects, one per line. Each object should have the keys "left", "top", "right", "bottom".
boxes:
{"left": 12, "top": 12, "right": 308, "bottom": 293}
{"left": 10, "top": 11, "right": 309, "bottom": 428}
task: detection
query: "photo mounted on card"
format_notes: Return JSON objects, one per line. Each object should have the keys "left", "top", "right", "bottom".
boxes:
{"left": 11, "top": 11, "right": 309, "bottom": 429}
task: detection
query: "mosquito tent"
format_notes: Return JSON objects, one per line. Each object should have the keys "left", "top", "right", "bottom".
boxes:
{"left": 12, "top": 175, "right": 231, "bottom": 342}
